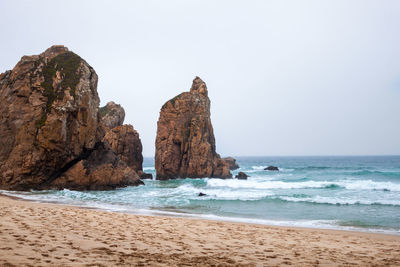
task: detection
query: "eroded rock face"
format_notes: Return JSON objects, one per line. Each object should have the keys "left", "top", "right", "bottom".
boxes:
{"left": 100, "top": 102, "right": 152, "bottom": 179}
{"left": 52, "top": 142, "right": 144, "bottom": 190}
{"left": 103, "top": 125, "right": 143, "bottom": 172}
{"left": 100, "top": 101, "right": 125, "bottom": 130}
{"left": 155, "top": 77, "right": 231, "bottom": 180}
{"left": 223, "top": 157, "right": 240, "bottom": 170}
{"left": 0, "top": 45, "right": 142, "bottom": 190}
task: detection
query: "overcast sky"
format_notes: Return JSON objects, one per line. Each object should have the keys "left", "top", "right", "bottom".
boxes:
{"left": 1, "top": 0, "right": 399, "bottom": 156}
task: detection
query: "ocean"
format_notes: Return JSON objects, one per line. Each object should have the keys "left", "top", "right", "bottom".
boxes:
{"left": 3, "top": 156, "right": 400, "bottom": 235}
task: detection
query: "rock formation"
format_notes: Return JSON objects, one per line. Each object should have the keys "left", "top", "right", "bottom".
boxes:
{"left": 235, "top": 172, "right": 248, "bottom": 180}
{"left": 52, "top": 142, "right": 143, "bottom": 190}
{"left": 0, "top": 45, "right": 143, "bottom": 190}
{"left": 137, "top": 172, "right": 153, "bottom": 179}
{"left": 155, "top": 76, "right": 231, "bottom": 180}
{"left": 264, "top": 166, "right": 279, "bottom": 171}
{"left": 100, "top": 102, "right": 152, "bottom": 180}
{"left": 223, "top": 157, "right": 239, "bottom": 170}
{"left": 100, "top": 101, "right": 125, "bottom": 130}
{"left": 103, "top": 125, "right": 143, "bottom": 173}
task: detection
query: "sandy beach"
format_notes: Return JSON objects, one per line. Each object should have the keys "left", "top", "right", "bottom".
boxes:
{"left": 0, "top": 195, "right": 399, "bottom": 266}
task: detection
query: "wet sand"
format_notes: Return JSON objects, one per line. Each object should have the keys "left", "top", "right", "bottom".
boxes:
{"left": 0, "top": 195, "right": 399, "bottom": 266}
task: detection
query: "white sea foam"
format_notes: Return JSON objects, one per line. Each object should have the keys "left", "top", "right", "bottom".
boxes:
{"left": 338, "top": 180, "right": 400, "bottom": 191}
{"left": 206, "top": 178, "right": 400, "bottom": 191}
{"left": 175, "top": 184, "right": 273, "bottom": 201}
{"left": 279, "top": 196, "right": 400, "bottom": 206}
{"left": 169, "top": 180, "right": 399, "bottom": 204}
{"left": 172, "top": 182, "right": 400, "bottom": 205}
{"left": 207, "top": 179, "right": 335, "bottom": 189}
{"left": 251, "top": 165, "right": 268, "bottom": 170}
{"left": 193, "top": 214, "right": 400, "bottom": 235}
{"left": 2, "top": 190, "right": 399, "bottom": 235}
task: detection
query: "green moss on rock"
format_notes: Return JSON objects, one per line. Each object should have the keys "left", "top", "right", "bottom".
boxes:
{"left": 99, "top": 106, "right": 108, "bottom": 118}
{"left": 35, "top": 112, "right": 47, "bottom": 128}
{"left": 36, "top": 51, "right": 82, "bottom": 128}
{"left": 99, "top": 104, "right": 118, "bottom": 119}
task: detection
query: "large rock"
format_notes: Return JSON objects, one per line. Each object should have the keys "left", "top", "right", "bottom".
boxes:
{"left": 0, "top": 45, "right": 142, "bottom": 190}
{"left": 155, "top": 76, "right": 231, "bottom": 180}
{"left": 100, "top": 101, "right": 125, "bottom": 130}
{"left": 223, "top": 157, "right": 239, "bottom": 170}
{"left": 103, "top": 124, "right": 143, "bottom": 172}
{"left": 101, "top": 103, "right": 152, "bottom": 179}
{"left": 51, "top": 142, "right": 144, "bottom": 190}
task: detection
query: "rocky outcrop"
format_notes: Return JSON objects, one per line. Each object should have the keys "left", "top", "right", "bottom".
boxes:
{"left": 235, "top": 172, "right": 248, "bottom": 180}
{"left": 264, "top": 166, "right": 279, "bottom": 171}
{"left": 100, "top": 105, "right": 151, "bottom": 179}
{"left": 0, "top": 45, "right": 143, "bottom": 190}
{"left": 103, "top": 125, "right": 143, "bottom": 172}
{"left": 155, "top": 76, "right": 231, "bottom": 180}
{"left": 100, "top": 101, "right": 125, "bottom": 130}
{"left": 137, "top": 171, "right": 153, "bottom": 179}
{"left": 223, "top": 157, "right": 239, "bottom": 170}
{"left": 51, "top": 142, "right": 144, "bottom": 190}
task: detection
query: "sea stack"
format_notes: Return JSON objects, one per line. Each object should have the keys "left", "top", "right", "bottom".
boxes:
{"left": 101, "top": 103, "right": 151, "bottom": 179}
{"left": 0, "top": 45, "right": 143, "bottom": 190}
{"left": 155, "top": 77, "right": 231, "bottom": 180}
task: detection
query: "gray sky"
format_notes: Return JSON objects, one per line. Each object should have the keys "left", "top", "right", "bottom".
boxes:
{"left": 1, "top": 0, "right": 399, "bottom": 157}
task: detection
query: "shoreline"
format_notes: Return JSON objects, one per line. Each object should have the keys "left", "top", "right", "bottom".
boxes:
{"left": 0, "top": 194, "right": 399, "bottom": 265}
{"left": 1, "top": 191, "right": 399, "bottom": 237}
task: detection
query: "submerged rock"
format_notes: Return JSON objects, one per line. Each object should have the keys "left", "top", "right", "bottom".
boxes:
{"left": 235, "top": 172, "right": 248, "bottom": 180}
{"left": 137, "top": 171, "right": 153, "bottom": 179}
{"left": 198, "top": 192, "right": 207, "bottom": 197}
{"left": 264, "top": 166, "right": 279, "bottom": 171}
{"left": 0, "top": 45, "right": 143, "bottom": 190}
{"left": 155, "top": 77, "right": 231, "bottom": 180}
{"left": 223, "top": 157, "right": 240, "bottom": 170}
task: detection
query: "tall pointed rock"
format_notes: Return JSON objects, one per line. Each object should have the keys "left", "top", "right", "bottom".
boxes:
{"left": 155, "top": 77, "right": 231, "bottom": 180}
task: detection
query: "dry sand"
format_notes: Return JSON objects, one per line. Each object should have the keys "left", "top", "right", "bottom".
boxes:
{"left": 0, "top": 195, "right": 399, "bottom": 266}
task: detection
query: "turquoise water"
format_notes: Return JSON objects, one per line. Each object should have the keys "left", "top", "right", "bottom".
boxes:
{"left": 3, "top": 156, "right": 400, "bottom": 234}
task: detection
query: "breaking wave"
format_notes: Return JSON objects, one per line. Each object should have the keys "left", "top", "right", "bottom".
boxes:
{"left": 207, "top": 178, "right": 400, "bottom": 191}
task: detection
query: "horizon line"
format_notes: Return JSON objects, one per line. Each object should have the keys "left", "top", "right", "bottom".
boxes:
{"left": 142, "top": 154, "right": 400, "bottom": 158}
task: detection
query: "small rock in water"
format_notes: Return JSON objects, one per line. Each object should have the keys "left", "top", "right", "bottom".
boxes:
{"left": 235, "top": 172, "right": 249, "bottom": 180}
{"left": 198, "top": 192, "right": 207, "bottom": 197}
{"left": 264, "top": 166, "right": 279, "bottom": 171}
{"left": 137, "top": 171, "right": 153, "bottom": 179}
